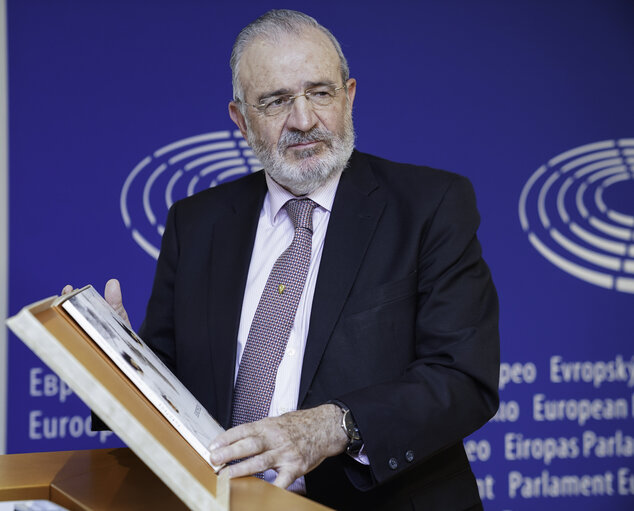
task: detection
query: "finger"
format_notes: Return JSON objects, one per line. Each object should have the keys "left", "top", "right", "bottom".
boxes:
{"left": 210, "top": 422, "right": 259, "bottom": 450}
{"left": 61, "top": 285, "right": 73, "bottom": 295}
{"left": 210, "top": 435, "right": 263, "bottom": 466}
{"left": 272, "top": 470, "right": 297, "bottom": 490}
{"left": 104, "top": 279, "right": 123, "bottom": 307}
{"left": 104, "top": 279, "right": 131, "bottom": 327}
{"left": 224, "top": 452, "right": 275, "bottom": 479}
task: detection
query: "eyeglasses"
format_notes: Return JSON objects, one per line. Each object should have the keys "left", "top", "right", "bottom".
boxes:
{"left": 237, "top": 84, "right": 346, "bottom": 117}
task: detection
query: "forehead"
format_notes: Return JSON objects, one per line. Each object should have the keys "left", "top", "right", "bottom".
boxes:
{"left": 239, "top": 28, "right": 341, "bottom": 98}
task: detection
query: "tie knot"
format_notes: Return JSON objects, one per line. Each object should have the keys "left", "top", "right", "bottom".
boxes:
{"left": 285, "top": 199, "right": 317, "bottom": 232}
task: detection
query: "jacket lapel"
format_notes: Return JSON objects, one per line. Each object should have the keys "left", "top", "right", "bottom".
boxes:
{"left": 299, "top": 151, "right": 385, "bottom": 405}
{"left": 207, "top": 172, "right": 266, "bottom": 427}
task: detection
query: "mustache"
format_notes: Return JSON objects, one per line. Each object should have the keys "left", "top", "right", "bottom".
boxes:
{"left": 278, "top": 128, "right": 334, "bottom": 152}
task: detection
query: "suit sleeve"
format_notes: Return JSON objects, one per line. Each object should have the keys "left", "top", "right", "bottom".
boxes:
{"left": 138, "top": 203, "right": 180, "bottom": 371}
{"left": 338, "top": 175, "right": 500, "bottom": 487}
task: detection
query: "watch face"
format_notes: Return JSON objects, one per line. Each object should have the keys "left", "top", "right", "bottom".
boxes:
{"left": 343, "top": 410, "right": 361, "bottom": 441}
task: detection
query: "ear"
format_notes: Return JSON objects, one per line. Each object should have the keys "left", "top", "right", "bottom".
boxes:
{"left": 229, "top": 101, "right": 249, "bottom": 139}
{"left": 345, "top": 78, "right": 357, "bottom": 111}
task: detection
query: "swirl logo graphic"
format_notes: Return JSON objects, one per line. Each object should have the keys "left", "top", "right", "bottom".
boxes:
{"left": 121, "top": 131, "right": 261, "bottom": 259}
{"left": 519, "top": 138, "right": 634, "bottom": 294}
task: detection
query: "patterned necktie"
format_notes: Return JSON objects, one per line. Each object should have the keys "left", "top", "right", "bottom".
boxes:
{"left": 231, "top": 198, "right": 317, "bottom": 428}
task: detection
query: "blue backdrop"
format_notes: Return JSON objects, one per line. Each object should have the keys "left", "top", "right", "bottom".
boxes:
{"left": 6, "top": 1, "right": 634, "bottom": 509}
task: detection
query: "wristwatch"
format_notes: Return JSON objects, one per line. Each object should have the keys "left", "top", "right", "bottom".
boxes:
{"left": 329, "top": 400, "right": 363, "bottom": 456}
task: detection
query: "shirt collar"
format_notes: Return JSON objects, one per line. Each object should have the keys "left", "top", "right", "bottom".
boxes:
{"left": 264, "top": 171, "right": 341, "bottom": 223}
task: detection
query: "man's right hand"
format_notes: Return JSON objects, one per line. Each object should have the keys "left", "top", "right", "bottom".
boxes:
{"left": 62, "top": 278, "right": 131, "bottom": 328}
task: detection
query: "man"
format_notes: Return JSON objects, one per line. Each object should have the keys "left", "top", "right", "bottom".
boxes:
{"left": 89, "top": 9, "right": 499, "bottom": 510}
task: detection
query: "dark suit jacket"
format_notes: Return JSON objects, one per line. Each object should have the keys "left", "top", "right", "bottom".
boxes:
{"left": 139, "top": 150, "right": 500, "bottom": 511}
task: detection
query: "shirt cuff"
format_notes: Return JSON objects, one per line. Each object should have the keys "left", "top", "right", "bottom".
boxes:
{"left": 350, "top": 443, "right": 370, "bottom": 465}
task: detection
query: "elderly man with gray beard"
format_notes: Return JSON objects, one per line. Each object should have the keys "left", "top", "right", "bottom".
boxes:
{"left": 79, "top": 9, "right": 500, "bottom": 511}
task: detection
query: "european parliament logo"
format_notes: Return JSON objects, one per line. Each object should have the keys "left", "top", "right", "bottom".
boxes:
{"left": 120, "top": 131, "right": 261, "bottom": 259}
{"left": 519, "top": 139, "right": 634, "bottom": 294}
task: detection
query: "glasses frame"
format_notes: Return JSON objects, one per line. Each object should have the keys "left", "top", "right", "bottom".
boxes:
{"left": 236, "top": 84, "right": 347, "bottom": 117}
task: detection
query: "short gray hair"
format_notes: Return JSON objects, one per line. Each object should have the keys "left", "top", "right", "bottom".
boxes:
{"left": 230, "top": 9, "right": 350, "bottom": 102}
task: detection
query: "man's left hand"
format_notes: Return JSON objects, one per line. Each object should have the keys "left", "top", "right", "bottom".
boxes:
{"left": 209, "top": 404, "right": 348, "bottom": 489}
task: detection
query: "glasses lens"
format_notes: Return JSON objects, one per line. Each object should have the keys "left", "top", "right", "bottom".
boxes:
{"left": 307, "top": 86, "right": 338, "bottom": 107}
{"left": 262, "top": 95, "right": 293, "bottom": 116}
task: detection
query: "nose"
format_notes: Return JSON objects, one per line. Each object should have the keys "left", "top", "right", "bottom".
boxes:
{"left": 285, "top": 95, "right": 318, "bottom": 132}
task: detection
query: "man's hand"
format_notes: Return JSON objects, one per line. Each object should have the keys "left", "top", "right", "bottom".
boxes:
{"left": 209, "top": 404, "right": 349, "bottom": 489}
{"left": 62, "top": 279, "right": 131, "bottom": 328}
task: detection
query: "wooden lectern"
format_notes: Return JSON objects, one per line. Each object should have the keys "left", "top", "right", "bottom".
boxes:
{"left": 0, "top": 448, "right": 330, "bottom": 510}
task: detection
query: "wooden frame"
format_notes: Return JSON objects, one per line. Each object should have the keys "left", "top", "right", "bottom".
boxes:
{"left": 6, "top": 297, "right": 331, "bottom": 511}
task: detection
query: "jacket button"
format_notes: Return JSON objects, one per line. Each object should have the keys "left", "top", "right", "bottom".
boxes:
{"left": 405, "top": 450, "right": 415, "bottom": 463}
{"left": 388, "top": 457, "right": 398, "bottom": 470}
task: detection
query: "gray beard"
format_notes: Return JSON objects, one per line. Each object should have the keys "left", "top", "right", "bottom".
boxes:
{"left": 247, "top": 116, "right": 355, "bottom": 196}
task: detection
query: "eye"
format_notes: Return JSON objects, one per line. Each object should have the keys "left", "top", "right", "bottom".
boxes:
{"left": 264, "top": 95, "right": 293, "bottom": 109}
{"left": 309, "top": 88, "right": 333, "bottom": 97}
